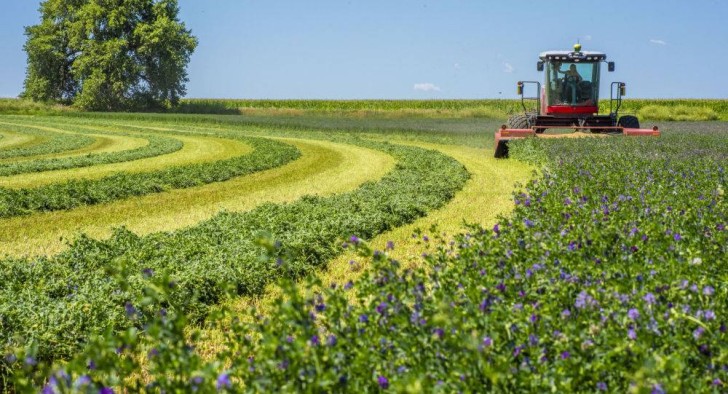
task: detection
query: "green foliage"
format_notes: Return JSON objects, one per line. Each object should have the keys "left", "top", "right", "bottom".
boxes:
{"left": 9, "top": 126, "right": 727, "bottom": 392}
{"left": 0, "top": 141, "right": 468, "bottom": 388}
{"left": 637, "top": 105, "right": 719, "bottom": 121}
{"left": 22, "top": 0, "right": 197, "bottom": 110}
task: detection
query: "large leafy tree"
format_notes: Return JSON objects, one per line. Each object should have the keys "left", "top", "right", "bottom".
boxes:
{"left": 22, "top": 0, "right": 197, "bottom": 110}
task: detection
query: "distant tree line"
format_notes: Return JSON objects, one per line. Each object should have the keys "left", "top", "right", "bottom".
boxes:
{"left": 22, "top": 0, "right": 197, "bottom": 111}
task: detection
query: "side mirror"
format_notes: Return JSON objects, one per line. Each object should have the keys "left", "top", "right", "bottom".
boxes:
{"left": 517, "top": 82, "right": 524, "bottom": 95}
{"left": 608, "top": 62, "right": 615, "bottom": 72}
{"left": 537, "top": 61, "right": 544, "bottom": 71}
{"left": 620, "top": 83, "right": 626, "bottom": 96}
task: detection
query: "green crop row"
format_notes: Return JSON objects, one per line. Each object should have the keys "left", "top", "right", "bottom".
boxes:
{"left": 0, "top": 140, "right": 468, "bottom": 387}
{"left": 12, "top": 126, "right": 726, "bottom": 392}
{"left": 0, "top": 124, "right": 95, "bottom": 160}
{"left": 0, "top": 131, "right": 298, "bottom": 218}
{"left": 0, "top": 123, "right": 184, "bottom": 176}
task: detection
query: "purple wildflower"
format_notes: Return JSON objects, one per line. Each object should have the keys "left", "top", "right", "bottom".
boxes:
{"left": 142, "top": 268, "right": 154, "bottom": 277}
{"left": 359, "top": 314, "right": 369, "bottom": 323}
{"left": 628, "top": 308, "right": 640, "bottom": 320}
{"left": 561, "top": 351, "right": 570, "bottom": 360}
{"left": 643, "top": 293, "right": 656, "bottom": 305}
{"left": 327, "top": 335, "right": 337, "bottom": 346}
{"left": 493, "top": 223, "right": 500, "bottom": 234}
{"left": 315, "top": 303, "right": 326, "bottom": 312}
{"left": 124, "top": 302, "right": 137, "bottom": 318}
{"left": 99, "top": 388, "right": 114, "bottom": 394}
{"left": 376, "top": 302, "right": 388, "bottom": 315}
{"left": 74, "top": 375, "right": 91, "bottom": 386}
{"left": 561, "top": 309, "right": 571, "bottom": 318}
{"left": 385, "top": 241, "right": 394, "bottom": 250}
{"left": 652, "top": 383, "right": 665, "bottom": 394}
{"left": 310, "top": 335, "right": 320, "bottom": 346}
{"left": 216, "top": 373, "right": 231, "bottom": 390}
{"left": 568, "top": 241, "right": 577, "bottom": 251}
{"left": 524, "top": 219, "right": 534, "bottom": 228}
{"left": 703, "top": 286, "right": 715, "bottom": 296}
{"left": 482, "top": 337, "right": 493, "bottom": 347}
{"left": 713, "top": 378, "right": 723, "bottom": 386}
{"left": 705, "top": 310, "right": 716, "bottom": 320}
{"left": 344, "top": 281, "right": 354, "bottom": 290}
{"left": 349, "top": 235, "right": 360, "bottom": 244}
{"left": 24, "top": 356, "right": 36, "bottom": 366}
{"left": 693, "top": 326, "right": 705, "bottom": 340}
{"left": 377, "top": 375, "right": 389, "bottom": 389}
{"left": 628, "top": 328, "right": 637, "bottom": 340}
{"left": 575, "top": 291, "right": 596, "bottom": 309}
{"left": 597, "top": 382, "right": 608, "bottom": 391}
{"left": 673, "top": 233, "right": 682, "bottom": 241}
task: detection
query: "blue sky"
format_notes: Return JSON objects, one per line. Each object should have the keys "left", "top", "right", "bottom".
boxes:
{"left": 1, "top": 0, "right": 727, "bottom": 99}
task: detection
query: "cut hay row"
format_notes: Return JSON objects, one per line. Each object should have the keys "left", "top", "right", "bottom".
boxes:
{"left": 0, "top": 137, "right": 395, "bottom": 257}
{"left": 0, "top": 122, "right": 95, "bottom": 159}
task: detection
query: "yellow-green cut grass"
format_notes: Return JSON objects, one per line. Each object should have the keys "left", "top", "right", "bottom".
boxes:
{"left": 0, "top": 138, "right": 394, "bottom": 257}
{"left": 195, "top": 141, "right": 532, "bottom": 359}
{"left": 0, "top": 128, "right": 47, "bottom": 151}
{"left": 0, "top": 133, "right": 250, "bottom": 189}
{"left": 0, "top": 133, "right": 149, "bottom": 164}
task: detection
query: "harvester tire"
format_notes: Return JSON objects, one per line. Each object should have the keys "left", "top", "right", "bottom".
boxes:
{"left": 618, "top": 115, "right": 640, "bottom": 129}
{"left": 507, "top": 114, "right": 530, "bottom": 129}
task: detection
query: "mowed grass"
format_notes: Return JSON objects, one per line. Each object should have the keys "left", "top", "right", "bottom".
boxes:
{"left": 0, "top": 131, "right": 149, "bottom": 164}
{"left": 0, "top": 133, "right": 250, "bottom": 188}
{"left": 0, "top": 128, "right": 46, "bottom": 151}
{"left": 0, "top": 137, "right": 394, "bottom": 257}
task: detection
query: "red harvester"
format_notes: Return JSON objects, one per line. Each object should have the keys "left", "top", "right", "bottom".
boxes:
{"left": 494, "top": 43, "right": 660, "bottom": 158}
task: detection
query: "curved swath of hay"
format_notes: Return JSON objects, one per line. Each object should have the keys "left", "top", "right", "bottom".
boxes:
{"left": 0, "top": 133, "right": 251, "bottom": 188}
{"left": 0, "top": 122, "right": 96, "bottom": 159}
{"left": 0, "top": 121, "right": 184, "bottom": 176}
{"left": 0, "top": 138, "right": 395, "bottom": 257}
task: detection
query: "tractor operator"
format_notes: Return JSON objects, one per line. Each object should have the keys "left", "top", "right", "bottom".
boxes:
{"left": 557, "top": 64, "right": 582, "bottom": 82}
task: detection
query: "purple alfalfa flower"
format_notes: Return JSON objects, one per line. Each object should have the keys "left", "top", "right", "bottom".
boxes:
{"left": 142, "top": 268, "right": 154, "bottom": 277}
{"left": 643, "top": 293, "right": 656, "bottom": 305}
{"left": 713, "top": 378, "right": 723, "bottom": 386}
{"left": 99, "top": 388, "right": 114, "bottom": 394}
{"left": 124, "top": 302, "right": 137, "bottom": 318}
{"left": 496, "top": 282, "right": 506, "bottom": 293}
{"left": 628, "top": 308, "right": 640, "bottom": 321}
{"left": 693, "top": 326, "right": 705, "bottom": 340}
{"left": 524, "top": 219, "right": 535, "bottom": 228}
{"left": 310, "top": 335, "right": 320, "bottom": 346}
{"left": 349, "top": 235, "right": 360, "bottom": 244}
{"left": 513, "top": 345, "right": 524, "bottom": 358}
{"left": 530, "top": 314, "right": 539, "bottom": 324}
{"left": 703, "top": 286, "right": 715, "bottom": 296}
{"left": 315, "top": 303, "right": 326, "bottom": 312}
{"left": 564, "top": 197, "right": 572, "bottom": 206}
{"left": 629, "top": 227, "right": 639, "bottom": 236}
{"left": 24, "top": 356, "right": 36, "bottom": 366}
{"left": 482, "top": 336, "right": 493, "bottom": 347}
{"left": 344, "top": 281, "right": 354, "bottom": 290}
{"left": 327, "top": 335, "right": 337, "bottom": 346}
{"left": 147, "top": 348, "right": 159, "bottom": 359}
{"left": 652, "top": 383, "right": 665, "bottom": 394}
{"left": 359, "top": 314, "right": 369, "bottom": 323}
{"left": 216, "top": 373, "right": 231, "bottom": 390}
{"left": 376, "top": 302, "right": 388, "bottom": 315}
{"left": 628, "top": 328, "right": 637, "bottom": 340}
{"left": 528, "top": 334, "right": 539, "bottom": 346}
{"left": 567, "top": 241, "right": 577, "bottom": 251}
{"left": 191, "top": 376, "right": 204, "bottom": 385}
{"left": 561, "top": 309, "right": 571, "bottom": 319}
{"left": 704, "top": 310, "right": 716, "bottom": 320}
{"left": 673, "top": 233, "right": 682, "bottom": 241}
{"left": 377, "top": 375, "right": 389, "bottom": 389}
{"left": 385, "top": 241, "right": 394, "bottom": 250}
{"left": 73, "top": 375, "right": 91, "bottom": 387}
{"left": 574, "top": 291, "right": 596, "bottom": 309}
{"left": 433, "top": 328, "right": 445, "bottom": 339}
{"left": 493, "top": 223, "right": 500, "bottom": 235}
{"left": 690, "top": 284, "right": 699, "bottom": 293}
{"left": 717, "top": 223, "right": 725, "bottom": 231}
{"left": 597, "top": 382, "right": 608, "bottom": 391}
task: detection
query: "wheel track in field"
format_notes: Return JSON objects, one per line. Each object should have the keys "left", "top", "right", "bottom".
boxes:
{"left": 0, "top": 137, "right": 395, "bottom": 257}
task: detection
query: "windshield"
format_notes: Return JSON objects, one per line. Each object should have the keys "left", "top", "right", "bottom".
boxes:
{"left": 545, "top": 62, "right": 600, "bottom": 106}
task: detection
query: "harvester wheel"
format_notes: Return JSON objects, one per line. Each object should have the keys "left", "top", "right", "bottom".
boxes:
{"left": 618, "top": 115, "right": 640, "bottom": 129}
{"left": 506, "top": 114, "right": 530, "bottom": 129}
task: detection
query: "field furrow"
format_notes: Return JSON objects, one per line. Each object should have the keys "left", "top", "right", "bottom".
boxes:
{"left": 0, "top": 138, "right": 394, "bottom": 257}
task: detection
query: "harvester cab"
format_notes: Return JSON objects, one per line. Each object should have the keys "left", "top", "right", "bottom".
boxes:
{"left": 494, "top": 43, "right": 660, "bottom": 158}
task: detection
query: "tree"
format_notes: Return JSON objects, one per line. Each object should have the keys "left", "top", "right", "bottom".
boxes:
{"left": 22, "top": 0, "right": 197, "bottom": 110}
